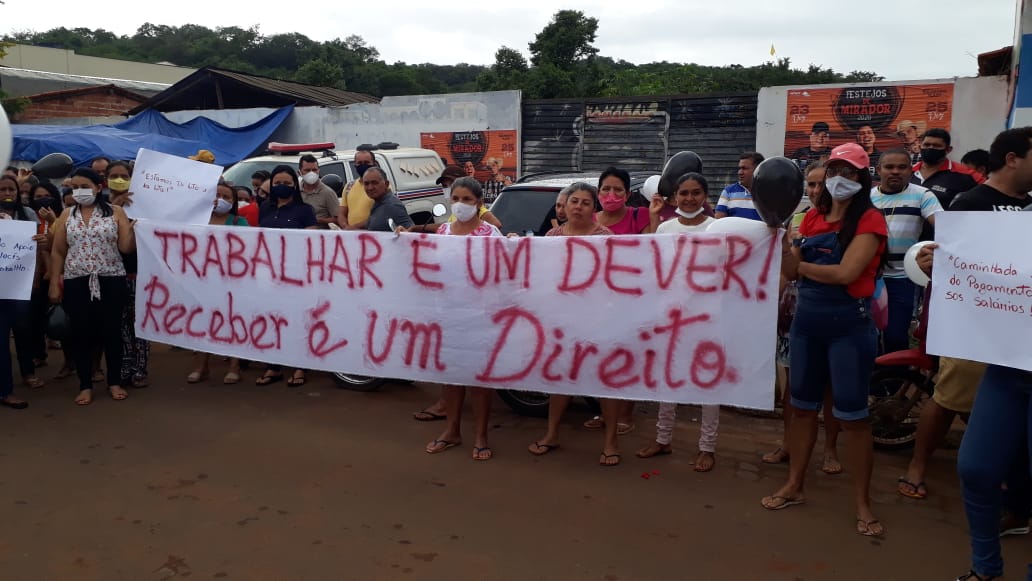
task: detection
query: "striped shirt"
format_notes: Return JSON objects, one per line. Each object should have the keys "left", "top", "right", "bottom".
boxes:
{"left": 869, "top": 184, "right": 943, "bottom": 277}
{"left": 715, "top": 183, "right": 762, "bottom": 221}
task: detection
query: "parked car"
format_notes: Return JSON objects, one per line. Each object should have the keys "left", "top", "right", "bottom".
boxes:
{"left": 490, "top": 171, "right": 653, "bottom": 236}
{"left": 222, "top": 142, "right": 449, "bottom": 225}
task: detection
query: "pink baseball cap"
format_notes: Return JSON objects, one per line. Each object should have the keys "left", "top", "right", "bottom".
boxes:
{"left": 828, "top": 142, "right": 869, "bottom": 170}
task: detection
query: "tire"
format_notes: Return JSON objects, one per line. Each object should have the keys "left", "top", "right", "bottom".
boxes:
{"left": 332, "top": 373, "right": 387, "bottom": 392}
{"left": 868, "top": 368, "right": 934, "bottom": 450}
{"left": 497, "top": 389, "right": 551, "bottom": 418}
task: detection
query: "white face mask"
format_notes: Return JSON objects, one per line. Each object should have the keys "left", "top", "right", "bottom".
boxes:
{"left": 302, "top": 171, "right": 320, "bottom": 186}
{"left": 675, "top": 207, "right": 706, "bottom": 220}
{"left": 238, "top": 200, "right": 250, "bottom": 208}
{"left": 825, "top": 176, "right": 862, "bottom": 201}
{"left": 451, "top": 201, "right": 478, "bottom": 222}
{"left": 72, "top": 188, "right": 96, "bottom": 206}
{"left": 213, "top": 198, "right": 233, "bottom": 215}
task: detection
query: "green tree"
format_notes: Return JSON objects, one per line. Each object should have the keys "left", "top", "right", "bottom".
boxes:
{"left": 528, "top": 10, "right": 598, "bottom": 69}
{"left": 295, "top": 58, "right": 346, "bottom": 89}
{"left": 477, "top": 46, "right": 529, "bottom": 92}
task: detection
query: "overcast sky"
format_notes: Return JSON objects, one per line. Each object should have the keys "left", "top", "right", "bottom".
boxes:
{"left": 0, "top": 0, "right": 1019, "bottom": 81}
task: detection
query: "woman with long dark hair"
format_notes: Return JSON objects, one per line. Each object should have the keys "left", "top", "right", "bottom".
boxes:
{"left": 49, "top": 168, "right": 135, "bottom": 405}
{"left": 762, "top": 143, "right": 887, "bottom": 537}
{"left": 255, "top": 165, "right": 316, "bottom": 387}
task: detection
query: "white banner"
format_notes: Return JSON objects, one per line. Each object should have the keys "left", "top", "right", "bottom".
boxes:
{"left": 123, "top": 148, "right": 223, "bottom": 225}
{"left": 928, "top": 212, "right": 1032, "bottom": 371}
{"left": 135, "top": 222, "right": 781, "bottom": 408}
{"left": 0, "top": 220, "right": 37, "bottom": 300}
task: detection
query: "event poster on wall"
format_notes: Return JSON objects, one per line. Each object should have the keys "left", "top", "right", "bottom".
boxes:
{"left": 420, "top": 130, "right": 519, "bottom": 186}
{"left": 783, "top": 83, "right": 954, "bottom": 174}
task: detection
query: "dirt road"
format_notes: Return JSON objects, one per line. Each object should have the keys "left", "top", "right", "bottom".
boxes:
{"left": 1, "top": 346, "right": 1029, "bottom": 580}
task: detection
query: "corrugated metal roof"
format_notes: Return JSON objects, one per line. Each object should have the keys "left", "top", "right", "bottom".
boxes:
{"left": 0, "top": 66, "right": 171, "bottom": 97}
{"left": 128, "top": 67, "right": 379, "bottom": 114}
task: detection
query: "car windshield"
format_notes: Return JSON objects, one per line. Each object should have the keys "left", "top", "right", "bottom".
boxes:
{"left": 491, "top": 187, "right": 559, "bottom": 236}
{"left": 221, "top": 160, "right": 284, "bottom": 187}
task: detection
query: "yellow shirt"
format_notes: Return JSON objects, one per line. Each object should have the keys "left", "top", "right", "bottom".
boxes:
{"left": 341, "top": 181, "right": 375, "bottom": 226}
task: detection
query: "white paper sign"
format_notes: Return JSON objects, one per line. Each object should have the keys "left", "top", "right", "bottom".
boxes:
{"left": 123, "top": 148, "right": 223, "bottom": 225}
{"left": 135, "top": 222, "right": 782, "bottom": 409}
{"left": 0, "top": 220, "right": 38, "bottom": 300}
{"left": 927, "top": 212, "right": 1032, "bottom": 371}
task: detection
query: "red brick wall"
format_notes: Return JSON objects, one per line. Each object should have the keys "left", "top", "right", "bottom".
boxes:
{"left": 12, "top": 91, "right": 146, "bottom": 122}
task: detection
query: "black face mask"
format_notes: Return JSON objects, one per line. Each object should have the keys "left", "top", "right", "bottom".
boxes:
{"left": 30, "top": 197, "right": 53, "bottom": 211}
{"left": 271, "top": 185, "right": 295, "bottom": 200}
{"left": 0, "top": 200, "right": 18, "bottom": 214}
{"left": 355, "top": 163, "right": 373, "bottom": 177}
{"left": 920, "top": 148, "right": 947, "bottom": 165}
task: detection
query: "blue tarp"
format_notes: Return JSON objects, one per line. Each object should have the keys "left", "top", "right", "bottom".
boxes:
{"left": 11, "top": 105, "right": 293, "bottom": 166}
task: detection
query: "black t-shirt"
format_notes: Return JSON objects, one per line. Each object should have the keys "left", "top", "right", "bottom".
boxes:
{"left": 913, "top": 169, "right": 980, "bottom": 209}
{"left": 948, "top": 184, "right": 1032, "bottom": 212}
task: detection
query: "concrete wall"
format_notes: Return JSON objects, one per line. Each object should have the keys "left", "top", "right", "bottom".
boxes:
{"left": 165, "top": 90, "right": 522, "bottom": 151}
{"left": 757, "top": 76, "right": 1009, "bottom": 163}
{"left": 0, "top": 44, "right": 194, "bottom": 84}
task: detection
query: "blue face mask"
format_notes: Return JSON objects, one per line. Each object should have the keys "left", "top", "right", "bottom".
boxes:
{"left": 272, "top": 185, "right": 295, "bottom": 200}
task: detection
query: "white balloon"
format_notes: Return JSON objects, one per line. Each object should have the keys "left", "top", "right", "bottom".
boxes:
{"left": 705, "top": 216, "right": 770, "bottom": 242}
{"left": 0, "top": 106, "right": 10, "bottom": 169}
{"left": 642, "top": 175, "right": 661, "bottom": 198}
{"left": 903, "top": 241, "right": 934, "bottom": 287}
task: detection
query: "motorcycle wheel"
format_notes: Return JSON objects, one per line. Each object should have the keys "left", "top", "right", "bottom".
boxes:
{"left": 497, "top": 389, "right": 551, "bottom": 418}
{"left": 332, "top": 373, "right": 387, "bottom": 392}
{"left": 868, "top": 368, "right": 933, "bottom": 450}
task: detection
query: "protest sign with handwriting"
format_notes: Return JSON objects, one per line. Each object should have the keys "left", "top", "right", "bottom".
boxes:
{"left": 928, "top": 212, "right": 1032, "bottom": 371}
{"left": 135, "top": 223, "right": 782, "bottom": 408}
{"left": 0, "top": 220, "right": 37, "bottom": 300}
{"left": 123, "top": 148, "right": 222, "bottom": 225}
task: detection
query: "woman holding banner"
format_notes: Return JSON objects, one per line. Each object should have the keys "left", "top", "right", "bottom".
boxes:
{"left": 187, "top": 181, "right": 250, "bottom": 385}
{"left": 48, "top": 168, "right": 135, "bottom": 406}
{"left": 527, "top": 180, "right": 623, "bottom": 466}
{"left": 421, "top": 177, "right": 502, "bottom": 461}
{"left": 763, "top": 143, "right": 887, "bottom": 538}
{"left": 256, "top": 165, "right": 317, "bottom": 387}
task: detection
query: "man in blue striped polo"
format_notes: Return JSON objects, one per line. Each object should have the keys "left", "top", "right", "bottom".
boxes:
{"left": 714, "top": 152, "right": 765, "bottom": 220}
{"left": 868, "top": 148, "right": 943, "bottom": 354}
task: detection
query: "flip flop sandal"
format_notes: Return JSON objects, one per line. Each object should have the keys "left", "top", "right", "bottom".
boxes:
{"left": 108, "top": 387, "right": 128, "bottom": 401}
{"left": 897, "top": 477, "right": 927, "bottom": 499}
{"left": 616, "top": 422, "right": 636, "bottom": 435}
{"left": 132, "top": 376, "right": 150, "bottom": 388}
{"left": 528, "top": 442, "right": 560, "bottom": 456}
{"left": 762, "top": 447, "right": 789, "bottom": 464}
{"left": 426, "top": 439, "right": 461, "bottom": 454}
{"left": 636, "top": 444, "right": 672, "bottom": 458}
{"left": 599, "top": 453, "right": 621, "bottom": 467}
{"left": 694, "top": 452, "right": 716, "bottom": 472}
{"left": 583, "top": 415, "right": 604, "bottom": 430}
{"left": 286, "top": 374, "right": 307, "bottom": 388}
{"left": 55, "top": 368, "right": 75, "bottom": 380}
{"left": 223, "top": 372, "right": 241, "bottom": 385}
{"left": 0, "top": 398, "right": 29, "bottom": 410}
{"left": 413, "top": 410, "right": 447, "bottom": 422}
{"left": 186, "top": 371, "right": 208, "bottom": 384}
{"left": 472, "top": 447, "right": 493, "bottom": 461}
{"left": 255, "top": 373, "right": 284, "bottom": 386}
{"left": 856, "top": 518, "right": 884, "bottom": 537}
{"left": 75, "top": 390, "right": 93, "bottom": 406}
{"left": 821, "top": 457, "right": 843, "bottom": 475}
{"left": 761, "top": 495, "right": 805, "bottom": 511}
{"left": 24, "top": 376, "right": 45, "bottom": 389}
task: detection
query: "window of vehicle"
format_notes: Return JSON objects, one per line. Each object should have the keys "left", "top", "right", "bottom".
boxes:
{"left": 320, "top": 162, "right": 345, "bottom": 182}
{"left": 221, "top": 160, "right": 282, "bottom": 186}
{"left": 491, "top": 187, "right": 561, "bottom": 236}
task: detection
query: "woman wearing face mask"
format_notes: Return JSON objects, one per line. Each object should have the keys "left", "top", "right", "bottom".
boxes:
{"left": 763, "top": 143, "right": 887, "bottom": 538}
{"left": 763, "top": 164, "right": 843, "bottom": 474}
{"left": 188, "top": 182, "right": 249, "bottom": 385}
{"left": 256, "top": 166, "right": 316, "bottom": 387}
{"left": 637, "top": 173, "right": 721, "bottom": 471}
{"left": 583, "top": 167, "right": 645, "bottom": 436}
{"left": 49, "top": 169, "right": 135, "bottom": 405}
{"left": 26, "top": 183, "right": 65, "bottom": 372}
{"left": 420, "top": 177, "right": 501, "bottom": 460}
{"left": 0, "top": 176, "right": 49, "bottom": 402}
{"left": 105, "top": 160, "right": 150, "bottom": 389}
{"left": 527, "top": 182, "right": 624, "bottom": 465}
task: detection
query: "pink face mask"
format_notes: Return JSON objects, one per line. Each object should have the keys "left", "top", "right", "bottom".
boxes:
{"left": 599, "top": 194, "right": 625, "bottom": 212}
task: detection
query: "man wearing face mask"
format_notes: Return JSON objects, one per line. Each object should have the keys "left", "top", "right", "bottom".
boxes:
{"left": 911, "top": 128, "right": 983, "bottom": 209}
{"left": 338, "top": 149, "right": 378, "bottom": 230}
{"left": 297, "top": 155, "right": 339, "bottom": 228}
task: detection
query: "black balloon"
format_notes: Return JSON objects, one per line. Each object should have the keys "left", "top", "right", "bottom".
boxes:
{"left": 751, "top": 156, "right": 803, "bottom": 227}
{"left": 31, "top": 153, "right": 74, "bottom": 179}
{"left": 658, "top": 151, "right": 703, "bottom": 198}
{"left": 321, "top": 173, "right": 344, "bottom": 196}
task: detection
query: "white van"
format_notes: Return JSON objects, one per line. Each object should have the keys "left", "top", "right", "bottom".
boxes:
{"left": 222, "top": 142, "right": 449, "bottom": 224}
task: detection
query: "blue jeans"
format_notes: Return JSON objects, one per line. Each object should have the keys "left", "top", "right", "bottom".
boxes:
{"left": 789, "top": 298, "right": 878, "bottom": 421}
{"left": 957, "top": 364, "right": 1032, "bottom": 578}
{"left": 882, "top": 277, "right": 916, "bottom": 354}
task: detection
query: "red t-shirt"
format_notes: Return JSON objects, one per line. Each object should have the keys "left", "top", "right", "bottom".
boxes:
{"left": 799, "top": 207, "right": 887, "bottom": 298}
{"left": 238, "top": 203, "right": 260, "bottom": 227}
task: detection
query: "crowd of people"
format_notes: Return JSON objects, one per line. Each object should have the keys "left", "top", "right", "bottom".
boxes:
{"left": 2, "top": 125, "right": 1031, "bottom": 580}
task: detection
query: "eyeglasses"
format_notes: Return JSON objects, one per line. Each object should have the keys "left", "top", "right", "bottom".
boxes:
{"left": 825, "top": 166, "right": 858, "bottom": 178}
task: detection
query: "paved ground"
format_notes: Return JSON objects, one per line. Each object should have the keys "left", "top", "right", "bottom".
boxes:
{"left": 2, "top": 345, "right": 1030, "bottom": 581}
